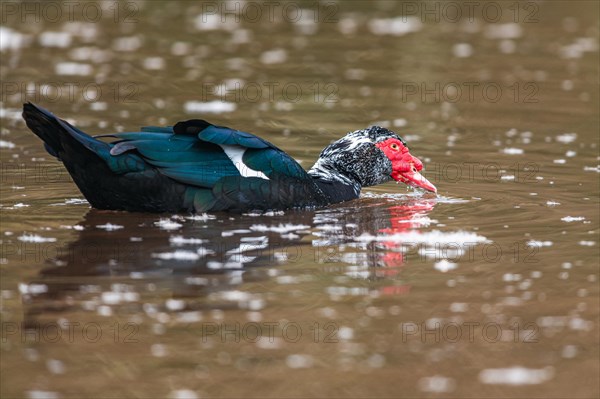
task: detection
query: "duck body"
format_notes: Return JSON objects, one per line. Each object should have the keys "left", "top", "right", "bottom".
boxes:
{"left": 22, "top": 103, "right": 436, "bottom": 213}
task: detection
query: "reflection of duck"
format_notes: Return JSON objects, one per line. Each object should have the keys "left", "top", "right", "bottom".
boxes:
{"left": 312, "top": 197, "right": 437, "bottom": 295}
{"left": 380, "top": 200, "right": 437, "bottom": 266}
{"left": 36, "top": 199, "right": 435, "bottom": 278}
{"left": 21, "top": 209, "right": 313, "bottom": 324}
{"left": 312, "top": 197, "right": 436, "bottom": 263}
{"left": 23, "top": 103, "right": 436, "bottom": 213}
{"left": 21, "top": 197, "right": 435, "bottom": 325}
{"left": 35, "top": 210, "right": 311, "bottom": 279}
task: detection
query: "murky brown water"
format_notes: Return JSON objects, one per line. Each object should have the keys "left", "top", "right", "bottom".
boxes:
{"left": 1, "top": 1, "right": 599, "bottom": 398}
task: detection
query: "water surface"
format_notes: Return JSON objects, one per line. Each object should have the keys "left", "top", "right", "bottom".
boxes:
{"left": 1, "top": 1, "right": 599, "bottom": 398}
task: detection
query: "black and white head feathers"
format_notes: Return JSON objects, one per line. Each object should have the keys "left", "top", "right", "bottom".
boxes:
{"left": 308, "top": 126, "right": 406, "bottom": 190}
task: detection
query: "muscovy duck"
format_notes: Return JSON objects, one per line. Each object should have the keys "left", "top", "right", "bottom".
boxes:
{"left": 22, "top": 102, "right": 436, "bottom": 213}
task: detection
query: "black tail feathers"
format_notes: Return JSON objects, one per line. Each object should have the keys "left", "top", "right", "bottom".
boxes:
{"left": 22, "top": 102, "right": 64, "bottom": 158}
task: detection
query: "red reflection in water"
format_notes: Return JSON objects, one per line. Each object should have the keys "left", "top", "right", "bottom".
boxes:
{"left": 378, "top": 200, "right": 436, "bottom": 295}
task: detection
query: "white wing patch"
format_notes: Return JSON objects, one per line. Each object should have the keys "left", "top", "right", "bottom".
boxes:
{"left": 219, "top": 144, "right": 270, "bottom": 180}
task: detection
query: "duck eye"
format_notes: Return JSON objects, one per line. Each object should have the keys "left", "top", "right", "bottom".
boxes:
{"left": 390, "top": 143, "right": 399, "bottom": 150}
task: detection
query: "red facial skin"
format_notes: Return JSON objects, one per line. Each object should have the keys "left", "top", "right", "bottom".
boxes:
{"left": 376, "top": 138, "right": 437, "bottom": 193}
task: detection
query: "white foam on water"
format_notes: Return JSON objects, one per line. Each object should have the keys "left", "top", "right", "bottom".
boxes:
{"left": 154, "top": 219, "right": 183, "bottom": 230}
{"left": 555, "top": 133, "right": 577, "bottom": 143}
{"left": 60, "top": 225, "right": 84, "bottom": 231}
{"left": 221, "top": 229, "right": 251, "bottom": 237}
{"left": 356, "top": 229, "right": 489, "bottom": 245}
{"left": 50, "top": 198, "right": 90, "bottom": 206}
{"left": 18, "top": 234, "right": 57, "bottom": 243}
{"left": 186, "top": 213, "right": 216, "bottom": 221}
{"left": 55, "top": 62, "right": 92, "bottom": 76}
{"left": 453, "top": 43, "right": 473, "bottom": 58}
{"left": 26, "top": 390, "right": 60, "bottom": 399}
{"left": 113, "top": 36, "right": 142, "bottom": 51}
{"left": 502, "top": 148, "right": 524, "bottom": 155}
{"left": 4, "top": 203, "right": 30, "bottom": 209}
{"left": 450, "top": 303, "right": 468, "bottom": 312}
{"left": 484, "top": 23, "right": 523, "bottom": 39}
{"left": 260, "top": 48, "right": 287, "bottom": 64}
{"left": 418, "top": 375, "right": 456, "bottom": 393}
{"left": 250, "top": 224, "right": 310, "bottom": 234}
{"left": 217, "top": 290, "right": 251, "bottom": 301}
{"left": 286, "top": 354, "right": 314, "bottom": 369}
{"left": 561, "top": 216, "right": 585, "bottom": 222}
{"left": 256, "top": 337, "right": 284, "bottom": 350}
{"left": 153, "top": 247, "right": 213, "bottom": 261}
{"left": 96, "top": 223, "right": 124, "bottom": 231}
{"left": 65, "top": 198, "right": 89, "bottom": 205}
{"left": 0, "top": 107, "right": 22, "bottom": 120}
{"left": 168, "top": 390, "right": 198, "bottom": 399}
{"left": 479, "top": 366, "right": 554, "bottom": 385}
{"left": 143, "top": 57, "right": 165, "bottom": 70}
{"left": 0, "top": 140, "right": 15, "bottom": 149}
{"left": 434, "top": 260, "right": 457, "bottom": 273}
{"left": 169, "top": 236, "right": 206, "bottom": 245}
{"left": 101, "top": 291, "right": 139, "bottom": 304}
{"left": 368, "top": 17, "right": 422, "bottom": 36}
{"left": 560, "top": 38, "right": 599, "bottom": 59}
{"left": 168, "top": 389, "right": 198, "bottom": 399}
{"left": 583, "top": 166, "right": 600, "bottom": 173}
{"left": 527, "top": 240, "right": 553, "bottom": 247}
{"left": 19, "top": 283, "right": 48, "bottom": 295}
{"left": 46, "top": 359, "right": 65, "bottom": 375}
{"left": 184, "top": 101, "right": 236, "bottom": 113}
{"left": 151, "top": 343, "right": 168, "bottom": 357}
{"left": 561, "top": 345, "right": 578, "bottom": 359}
{"left": 39, "top": 31, "right": 72, "bottom": 48}
{"left": 0, "top": 27, "right": 26, "bottom": 52}
{"left": 165, "top": 299, "right": 186, "bottom": 311}
{"left": 579, "top": 241, "right": 595, "bottom": 246}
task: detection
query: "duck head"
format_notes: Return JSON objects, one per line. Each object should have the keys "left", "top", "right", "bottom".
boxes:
{"left": 309, "top": 126, "right": 437, "bottom": 193}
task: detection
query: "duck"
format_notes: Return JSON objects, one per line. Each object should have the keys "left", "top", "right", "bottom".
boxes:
{"left": 22, "top": 102, "right": 437, "bottom": 213}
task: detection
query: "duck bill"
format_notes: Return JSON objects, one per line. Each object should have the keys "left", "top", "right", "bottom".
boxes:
{"left": 395, "top": 170, "right": 437, "bottom": 193}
